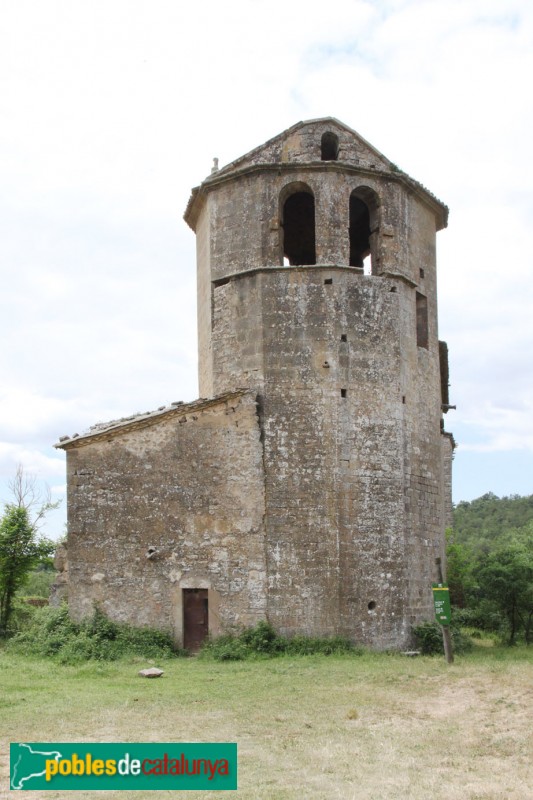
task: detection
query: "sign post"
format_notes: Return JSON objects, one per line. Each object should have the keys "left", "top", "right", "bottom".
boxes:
{"left": 432, "top": 584, "right": 452, "bottom": 626}
{"left": 434, "top": 558, "right": 454, "bottom": 664}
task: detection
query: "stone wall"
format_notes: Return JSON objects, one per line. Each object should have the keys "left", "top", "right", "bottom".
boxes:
{"left": 210, "top": 265, "right": 444, "bottom": 648}
{"left": 63, "top": 392, "right": 267, "bottom": 644}
{"left": 59, "top": 118, "right": 452, "bottom": 651}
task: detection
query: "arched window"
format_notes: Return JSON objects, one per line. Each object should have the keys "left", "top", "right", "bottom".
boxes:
{"left": 281, "top": 188, "right": 316, "bottom": 266}
{"left": 349, "top": 187, "right": 380, "bottom": 274}
{"left": 321, "top": 131, "right": 339, "bottom": 161}
{"left": 349, "top": 196, "right": 371, "bottom": 270}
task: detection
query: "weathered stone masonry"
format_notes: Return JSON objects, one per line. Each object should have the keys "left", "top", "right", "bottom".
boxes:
{"left": 57, "top": 118, "right": 454, "bottom": 649}
{"left": 59, "top": 393, "right": 267, "bottom": 644}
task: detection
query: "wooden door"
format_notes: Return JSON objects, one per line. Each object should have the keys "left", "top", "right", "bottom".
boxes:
{"left": 183, "top": 589, "right": 209, "bottom": 652}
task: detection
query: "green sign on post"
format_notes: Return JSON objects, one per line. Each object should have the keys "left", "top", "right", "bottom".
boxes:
{"left": 432, "top": 583, "right": 451, "bottom": 626}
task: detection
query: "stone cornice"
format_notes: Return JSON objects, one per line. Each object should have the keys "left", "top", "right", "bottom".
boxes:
{"left": 54, "top": 389, "right": 252, "bottom": 450}
{"left": 184, "top": 160, "right": 448, "bottom": 233}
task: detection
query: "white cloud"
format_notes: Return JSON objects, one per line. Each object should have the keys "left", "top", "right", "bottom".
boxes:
{"left": 0, "top": 443, "right": 64, "bottom": 480}
{"left": 0, "top": 0, "right": 532, "bottom": 506}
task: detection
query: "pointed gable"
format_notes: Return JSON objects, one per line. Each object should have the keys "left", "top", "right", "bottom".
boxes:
{"left": 215, "top": 117, "right": 392, "bottom": 175}
{"left": 184, "top": 117, "right": 448, "bottom": 232}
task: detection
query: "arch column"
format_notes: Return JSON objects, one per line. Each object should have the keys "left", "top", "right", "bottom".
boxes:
{"left": 314, "top": 181, "right": 350, "bottom": 265}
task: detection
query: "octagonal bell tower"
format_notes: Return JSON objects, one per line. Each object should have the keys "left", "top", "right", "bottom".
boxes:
{"left": 185, "top": 118, "right": 453, "bottom": 649}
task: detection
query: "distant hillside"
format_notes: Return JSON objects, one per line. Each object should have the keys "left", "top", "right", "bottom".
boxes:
{"left": 452, "top": 492, "right": 533, "bottom": 552}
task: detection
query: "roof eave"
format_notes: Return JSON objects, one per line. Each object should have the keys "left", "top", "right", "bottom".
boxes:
{"left": 55, "top": 389, "right": 252, "bottom": 450}
{"left": 184, "top": 160, "right": 448, "bottom": 232}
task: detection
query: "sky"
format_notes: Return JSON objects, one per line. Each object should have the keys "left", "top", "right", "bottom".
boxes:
{"left": 1, "top": 0, "right": 532, "bottom": 539}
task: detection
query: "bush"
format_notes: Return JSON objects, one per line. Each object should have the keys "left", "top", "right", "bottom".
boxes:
{"left": 7, "top": 605, "right": 184, "bottom": 664}
{"left": 239, "top": 620, "right": 284, "bottom": 654}
{"left": 452, "top": 603, "right": 506, "bottom": 633}
{"left": 284, "top": 634, "right": 356, "bottom": 656}
{"left": 17, "top": 568, "right": 56, "bottom": 599}
{"left": 200, "top": 620, "right": 359, "bottom": 661}
{"left": 201, "top": 634, "right": 250, "bottom": 661}
{"left": 413, "top": 621, "right": 443, "bottom": 655}
{"left": 413, "top": 620, "right": 473, "bottom": 655}
{"left": 4, "top": 599, "right": 40, "bottom": 636}
{"left": 451, "top": 625, "right": 474, "bottom": 654}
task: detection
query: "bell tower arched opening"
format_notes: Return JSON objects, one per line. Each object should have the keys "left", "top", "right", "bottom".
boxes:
{"left": 281, "top": 185, "right": 316, "bottom": 266}
{"left": 349, "top": 187, "right": 380, "bottom": 275}
{"left": 321, "top": 131, "right": 339, "bottom": 161}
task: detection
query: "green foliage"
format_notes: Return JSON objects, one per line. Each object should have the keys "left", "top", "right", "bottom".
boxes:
{"left": 453, "top": 493, "right": 533, "bottom": 553}
{"left": 200, "top": 633, "right": 250, "bottom": 661}
{"left": 5, "top": 598, "right": 41, "bottom": 635}
{"left": 283, "top": 634, "right": 357, "bottom": 656}
{"left": 239, "top": 620, "right": 285, "bottom": 654}
{"left": 200, "top": 620, "right": 360, "bottom": 661}
{"left": 474, "top": 539, "right": 533, "bottom": 645}
{"left": 412, "top": 621, "right": 473, "bottom": 655}
{"left": 412, "top": 621, "right": 443, "bottom": 654}
{"left": 0, "top": 504, "right": 55, "bottom": 636}
{"left": 445, "top": 528, "right": 477, "bottom": 608}
{"left": 451, "top": 603, "right": 504, "bottom": 634}
{"left": 449, "top": 494, "right": 533, "bottom": 645}
{"left": 17, "top": 567, "right": 56, "bottom": 599}
{"left": 7, "top": 605, "right": 185, "bottom": 664}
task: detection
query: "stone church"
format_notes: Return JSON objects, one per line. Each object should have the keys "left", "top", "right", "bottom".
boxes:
{"left": 56, "top": 118, "right": 454, "bottom": 651}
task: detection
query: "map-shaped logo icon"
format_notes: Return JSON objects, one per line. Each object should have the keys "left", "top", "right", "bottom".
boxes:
{"left": 10, "top": 743, "right": 63, "bottom": 790}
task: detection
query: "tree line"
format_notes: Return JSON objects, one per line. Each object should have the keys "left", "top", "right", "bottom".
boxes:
{"left": 447, "top": 492, "right": 533, "bottom": 645}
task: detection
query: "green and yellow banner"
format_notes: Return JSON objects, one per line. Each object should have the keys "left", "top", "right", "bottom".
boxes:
{"left": 432, "top": 583, "right": 452, "bottom": 626}
{"left": 10, "top": 742, "right": 237, "bottom": 791}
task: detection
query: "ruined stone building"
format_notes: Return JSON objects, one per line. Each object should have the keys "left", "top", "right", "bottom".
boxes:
{"left": 56, "top": 118, "right": 454, "bottom": 651}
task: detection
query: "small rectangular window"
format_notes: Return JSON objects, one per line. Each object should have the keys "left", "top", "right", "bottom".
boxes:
{"left": 341, "top": 389, "right": 347, "bottom": 398}
{"left": 416, "top": 292, "right": 429, "bottom": 349}
{"left": 340, "top": 334, "right": 347, "bottom": 342}
{"left": 439, "top": 341, "right": 450, "bottom": 406}
{"left": 324, "top": 278, "right": 333, "bottom": 285}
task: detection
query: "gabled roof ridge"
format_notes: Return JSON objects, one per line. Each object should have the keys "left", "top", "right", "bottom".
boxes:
{"left": 55, "top": 389, "right": 252, "bottom": 449}
{"left": 213, "top": 118, "right": 308, "bottom": 178}
{"left": 212, "top": 117, "right": 390, "bottom": 180}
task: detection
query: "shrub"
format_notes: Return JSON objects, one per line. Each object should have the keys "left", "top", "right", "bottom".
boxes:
{"left": 17, "top": 568, "right": 56, "bottom": 599}
{"left": 201, "top": 634, "right": 250, "bottom": 661}
{"left": 200, "top": 621, "right": 360, "bottom": 661}
{"left": 239, "top": 620, "right": 283, "bottom": 654}
{"left": 284, "top": 634, "right": 356, "bottom": 656}
{"left": 7, "top": 605, "right": 184, "bottom": 664}
{"left": 452, "top": 603, "right": 506, "bottom": 633}
{"left": 413, "top": 620, "right": 473, "bottom": 655}
{"left": 413, "top": 621, "right": 444, "bottom": 655}
{"left": 4, "top": 599, "right": 40, "bottom": 636}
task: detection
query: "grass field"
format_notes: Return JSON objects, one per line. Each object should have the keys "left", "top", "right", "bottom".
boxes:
{"left": 1, "top": 645, "right": 532, "bottom": 800}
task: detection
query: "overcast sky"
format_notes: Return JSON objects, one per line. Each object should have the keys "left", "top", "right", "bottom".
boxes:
{"left": 1, "top": 0, "right": 532, "bottom": 539}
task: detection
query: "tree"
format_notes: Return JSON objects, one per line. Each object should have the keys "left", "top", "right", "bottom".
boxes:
{"left": 7, "top": 464, "right": 59, "bottom": 529}
{"left": 0, "top": 466, "right": 57, "bottom": 636}
{"left": 474, "top": 539, "right": 533, "bottom": 645}
{"left": 445, "top": 528, "right": 477, "bottom": 608}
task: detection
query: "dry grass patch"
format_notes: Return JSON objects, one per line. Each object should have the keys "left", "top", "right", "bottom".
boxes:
{"left": 0, "top": 647, "right": 532, "bottom": 799}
